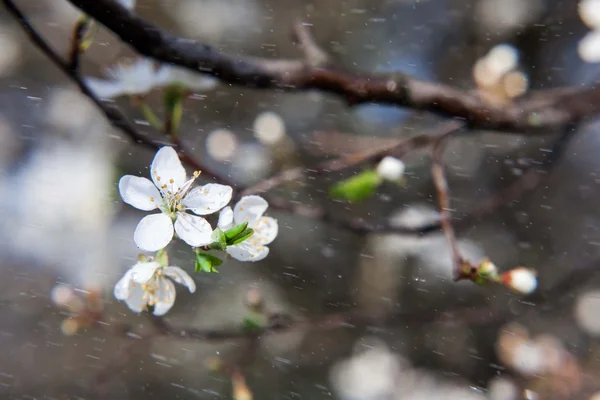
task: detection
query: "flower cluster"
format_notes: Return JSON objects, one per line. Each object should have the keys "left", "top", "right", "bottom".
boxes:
{"left": 114, "top": 146, "right": 278, "bottom": 315}
{"left": 579, "top": 0, "right": 600, "bottom": 62}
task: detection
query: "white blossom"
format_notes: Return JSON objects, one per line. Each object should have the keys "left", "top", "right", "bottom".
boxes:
{"left": 580, "top": 0, "right": 600, "bottom": 29}
{"left": 119, "top": 146, "right": 232, "bottom": 251}
{"left": 85, "top": 58, "right": 160, "bottom": 99}
{"left": 579, "top": 30, "right": 600, "bottom": 62}
{"left": 114, "top": 261, "right": 195, "bottom": 315}
{"left": 217, "top": 195, "right": 278, "bottom": 262}
{"left": 502, "top": 267, "right": 537, "bottom": 295}
{"left": 86, "top": 59, "right": 218, "bottom": 99}
{"left": 155, "top": 65, "right": 219, "bottom": 92}
{"left": 376, "top": 156, "right": 405, "bottom": 181}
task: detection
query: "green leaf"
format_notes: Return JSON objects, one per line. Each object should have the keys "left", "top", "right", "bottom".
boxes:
{"left": 224, "top": 222, "right": 248, "bottom": 241}
{"left": 228, "top": 228, "right": 254, "bottom": 245}
{"left": 163, "top": 87, "right": 185, "bottom": 136}
{"left": 195, "top": 252, "right": 223, "bottom": 274}
{"left": 329, "top": 169, "right": 382, "bottom": 203}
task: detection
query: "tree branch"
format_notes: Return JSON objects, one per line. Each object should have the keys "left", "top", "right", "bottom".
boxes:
{"left": 62, "top": 0, "right": 600, "bottom": 132}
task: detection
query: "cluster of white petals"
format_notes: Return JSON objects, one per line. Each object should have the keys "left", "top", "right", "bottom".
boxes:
{"left": 119, "top": 146, "right": 232, "bottom": 251}
{"left": 85, "top": 59, "right": 218, "bottom": 99}
{"left": 579, "top": 0, "right": 600, "bottom": 62}
{"left": 114, "top": 260, "right": 195, "bottom": 315}
{"left": 218, "top": 195, "right": 278, "bottom": 262}
{"left": 115, "top": 144, "right": 279, "bottom": 315}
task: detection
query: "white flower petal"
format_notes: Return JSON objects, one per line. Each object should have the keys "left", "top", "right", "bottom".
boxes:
{"left": 118, "top": 175, "right": 161, "bottom": 211}
{"left": 226, "top": 241, "right": 269, "bottom": 262}
{"left": 133, "top": 213, "right": 174, "bottom": 251}
{"left": 123, "top": 283, "right": 147, "bottom": 313}
{"left": 85, "top": 77, "right": 128, "bottom": 99}
{"left": 580, "top": 0, "right": 600, "bottom": 29}
{"left": 114, "top": 269, "right": 135, "bottom": 300}
{"left": 163, "top": 266, "right": 196, "bottom": 293}
{"left": 183, "top": 184, "right": 233, "bottom": 215}
{"left": 233, "top": 195, "right": 268, "bottom": 225}
{"left": 150, "top": 147, "right": 187, "bottom": 194}
{"left": 130, "top": 261, "right": 161, "bottom": 284}
{"left": 174, "top": 213, "right": 213, "bottom": 247}
{"left": 376, "top": 156, "right": 405, "bottom": 181}
{"left": 153, "top": 278, "right": 176, "bottom": 316}
{"left": 579, "top": 30, "right": 600, "bottom": 63}
{"left": 217, "top": 206, "right": 234, "bottom": 230}
{"left": 155, "top": 65, "right": 219, "bottom": 91}
{"left": 254, "top": 216, "right": 278, "bottom": 245}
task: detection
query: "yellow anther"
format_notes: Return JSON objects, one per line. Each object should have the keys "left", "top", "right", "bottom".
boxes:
{"left": 177, "top": 205, "right": 183, "bottom": 210}
{"left": 156, "top": 176, "right": 161, "bottom": 181}
{"left": 161, "top": 184, "right": 167, "bottom": 189}
{"left": 149, "top": 197, "right": 155, "bottom": 202}
{"left": 169, "top": 178, "right": 174, "bottom": 184}
{"left": 193, "top": 171, "right": 201, "bottom": 178}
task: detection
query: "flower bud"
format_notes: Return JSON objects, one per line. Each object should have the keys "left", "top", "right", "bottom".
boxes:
{"left": 478, "top": 258, "right": 499, "bottom": 279}
{"left": 501, "top": 267, "right": 537, "bottom": 295}
{"left": 376, "top": 156, "right": 405, "bottom": 181}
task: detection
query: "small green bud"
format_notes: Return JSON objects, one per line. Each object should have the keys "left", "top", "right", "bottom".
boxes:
{"left": 228, "top": 228, "right": 254, "bottom": 245}
{"left": 195, "top": 252, "right": 223, "bottom": 273}
{"left": 330, "top": 169, "right": 383, "bottom": 203}
{"left": 225, "top": 222, "right": 248, "bottom": 241}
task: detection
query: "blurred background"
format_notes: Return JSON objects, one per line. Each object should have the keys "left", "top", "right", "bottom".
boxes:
{"left": 1, "top": 0, "right": 600, "bottom": 398}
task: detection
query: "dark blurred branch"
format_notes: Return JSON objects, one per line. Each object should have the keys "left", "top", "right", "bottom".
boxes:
{"left": 58, "top": 0, "right": 600, "bottom": 132}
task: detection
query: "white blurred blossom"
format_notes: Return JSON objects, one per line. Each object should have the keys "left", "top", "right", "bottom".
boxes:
{"left": 114, "top": 260, "right": 195, "bottom": 315}
{"left": 376, "top": 156, "right": 405, "bottom": 181}
{"left": 86, "top": 58, "right": 160, "bottom": 99}
{"left": 330, "top": 343, "right": 403, "bottom": 400}
{"left": 579, "top": 0, "right": 600, "bottom": 62}
{"left": 119, "top": 146, "right": 232, "bottom": 251}
{"left": 218, "top": 195, "right": 278, "bottom": 262}
{"left": 206, "top": 129, "right": 238, "bottom": 161}
{"left": 86, "top": 59, "right": 217, "bottom": 99}
{"left": 580, "top": 0, "right": 600, "bottom": 28}
{"left": 253, "top": 111, "right": 286, "bottom": 145}
{"left": 579, "top": 30, "right": 600, "bottom": 62}
{"left": 575, "top": 290, "right": 600, "bottom": 335}
{"left": 501, "top": 267, "right": 537, "bottom": 295}
{"left": 155, "top": 65, "right": 219, "bottom": 91}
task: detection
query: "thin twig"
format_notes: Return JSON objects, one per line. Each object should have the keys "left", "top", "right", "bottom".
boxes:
{"left": 242, "top": 120, "right": 464, "bottom": 197}
{"left": 430, "top": 129, "right": 469, "bottom": 281}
